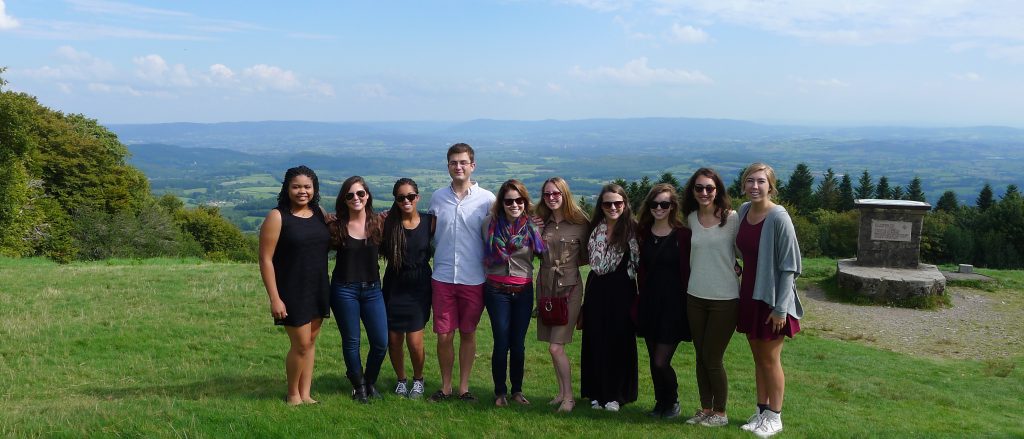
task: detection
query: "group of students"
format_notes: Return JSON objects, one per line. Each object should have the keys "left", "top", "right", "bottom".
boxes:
{"left": 258, "top": 143, "right": 803, "bottom": 438}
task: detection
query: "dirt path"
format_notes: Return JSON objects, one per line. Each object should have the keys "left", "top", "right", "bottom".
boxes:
{"left": 799, "top": 285, "right": 1022, "bottom": 360}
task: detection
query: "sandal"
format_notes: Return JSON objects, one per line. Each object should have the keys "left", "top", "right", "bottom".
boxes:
{"left": 557, "top": 399, "right": 576, "bottom": 413}
{"left": 548, "top": 397, "right": 562, "bottom": 406}
{"left": 495, "top": 395, "right": 508, "bottom": 407}
{"left": 510, "top": 392, "right": 531, "bottom": 405}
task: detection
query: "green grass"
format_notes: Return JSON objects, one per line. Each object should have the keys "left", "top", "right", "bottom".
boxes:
{"left": 0, "top": 257, "right": 1021, "bottom": 438}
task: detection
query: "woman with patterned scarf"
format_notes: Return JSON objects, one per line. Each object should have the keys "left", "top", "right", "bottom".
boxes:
{"left": 580, "top": 183, "right": 640, "bottom": 412}
{"left": 481, "top": 179, "right": 547, "bottom": 407}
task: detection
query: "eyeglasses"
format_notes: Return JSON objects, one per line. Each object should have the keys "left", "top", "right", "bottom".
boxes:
{"left": 542, "top": 191, "right": 562, "bottom": 199}
{"left": 448, "top": 160, "right": 472, "bottom": 167}
{"left": 503, "top": 197, "right": 526, "bottom": 207}
{"left": 694, "top": 184, "right": 716, "bottom": 194}
{"left": 648, "top": 201, "right": 672, "bottom": 210}
{"left": 395, "top": 193, "right": 418, "bottom": 203}
{"left": 601, "top": 200, "right": 625, "bottom": 210}
{"left": 345, "top": 190, "right": 367, "bottom": 200}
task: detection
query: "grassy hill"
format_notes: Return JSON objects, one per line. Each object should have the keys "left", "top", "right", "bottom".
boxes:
{"left": 1, "top": 257, "right": 1021, "bottom": 437}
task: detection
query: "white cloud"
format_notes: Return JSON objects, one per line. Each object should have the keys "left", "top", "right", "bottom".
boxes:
{"left": 571, "top": 57, "right": 712, "bottom": 85}
{"left": 613, "top": 15, "right": 655, "bottom": 40}
{"left": 57, "top": 82, "right": 73, "bottom": 94}
{"left": 133, "top": 54, "right": 193, "bottom": 87}
{"left": 547, "top": 82, "right": 564, "bottom": 93}
{"left": 475, "top": 80, "right": 526, "bottom": 97}
{"left": 242, "top": 64, "right": 301, "bottom": 91}
{"left": 0, "top": 0, "right": 19, "bottom": 30}
{"left": 561, "top": 0, "right": 634, "bottom": 12}
{"left": 21, "top": 46, "right": 116, "bottom": 81}
{"left": 669, "top": 23, "right": 708, "bottom": 43}
{"left": 582, "top": 1, "right": 1024, "bottom": 45}
{"left": 208, "top": 64, "right": 235, "bottom": 81}
{"left": 355, "top": 83, "right": 391, "bottom": 99}
{"left": 952, "top": 72, "right": 982, "bottom": 82}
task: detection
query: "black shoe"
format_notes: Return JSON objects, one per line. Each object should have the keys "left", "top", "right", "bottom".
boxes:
{"left": 458, "top": 391, "right": 478, "bottom": 403}
{"left": 366, "top": 383, "right": 382, "bottom": 400}
{"left": 647, "top": 403, "right": 664, "bottom": 418}
{"left": 662, "top": 402, "right": 681, "bottom": 419}
{"left": 428, "top": 389, "right": 451, "bottom": 402}
{"left": 347, "top": 372, "right": 369, "bottom": 404}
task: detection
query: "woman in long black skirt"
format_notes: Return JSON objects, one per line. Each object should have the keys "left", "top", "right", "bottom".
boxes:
{"left": 581, "top": 183, "right": 639, "bottom": 412}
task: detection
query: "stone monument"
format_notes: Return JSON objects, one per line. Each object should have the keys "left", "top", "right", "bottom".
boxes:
{"left": 836, "top": 199, "right": 946, "bottom": 306}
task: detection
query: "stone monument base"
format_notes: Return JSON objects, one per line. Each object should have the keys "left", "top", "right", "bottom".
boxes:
{"left": 836, "top": 258, "right": 946, "bottom": 308}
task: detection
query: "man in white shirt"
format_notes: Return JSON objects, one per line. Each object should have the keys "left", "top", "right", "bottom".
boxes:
{"left": 427, "top": 143, "right": 496, "bottom": 402}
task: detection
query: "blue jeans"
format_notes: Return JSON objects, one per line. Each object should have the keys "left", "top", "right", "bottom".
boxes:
{"left": 484, "top": 282, "right": 534, "bottom": 396}
{"left": 330, "top": 281, "right": 388, "bottom": 384}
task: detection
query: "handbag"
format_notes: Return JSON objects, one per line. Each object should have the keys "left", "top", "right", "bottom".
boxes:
{"left": 539, "top": 294, "right": 569, "bottom": 326}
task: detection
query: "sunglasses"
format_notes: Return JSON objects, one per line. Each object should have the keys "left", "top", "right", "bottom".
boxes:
{"left": 395, "top": 193, "right": 418, "bottom": 203}
{"left": 648, "top": 201, "right": 672, "bottom": 210}
{"left": 543, "top": 191, "right": 562, "bottom": 199}
{"left": 345, "top": 190, "right": 367, "bottom": 200}
{"left": 503, "top": 197, "right": 526, "bottom": 207}
{"left": 694, "top": 184, "right": 716, "bottom": 194}
{"left": 601, "top": 200, "right": 625, "bottom": 210}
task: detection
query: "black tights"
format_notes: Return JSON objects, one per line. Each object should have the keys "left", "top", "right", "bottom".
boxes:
{"left": 645, "top": 339, "right": 679, "bottom": 406}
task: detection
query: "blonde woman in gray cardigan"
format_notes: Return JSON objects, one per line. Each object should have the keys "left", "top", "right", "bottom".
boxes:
{"left": 734, "top": 163, "right": 803, "bottom": 438}
{"left": 680, "top": 168, "right": 740, "bottom": 428}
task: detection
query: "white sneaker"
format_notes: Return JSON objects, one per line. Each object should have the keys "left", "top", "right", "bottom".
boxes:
{"left": 741, "top": 411, "right": 763, "bottom": 431}
{"left": 700, "top": 413, "right": 729, "bottom": 427}
{"left": 604, "top": 401, "right": 620, "bottom": 412}
{"left": 753, "top": 410, "right": 783, "bottom": 438}
{"left": 591, "top": 400, "right": 603, "bottom": 410}
{"left": 408, "top": 379, "right": 425, "bottom": 399}
{"left": 394, "top": 379, "right": 408, "bottom": 397}
{"left": 685, "top": 410, "right": 709, "bottom": 425}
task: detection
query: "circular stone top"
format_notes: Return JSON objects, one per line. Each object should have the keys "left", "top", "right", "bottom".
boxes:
{"left": 855, "top": 199, "right": 932, "bottom": 210}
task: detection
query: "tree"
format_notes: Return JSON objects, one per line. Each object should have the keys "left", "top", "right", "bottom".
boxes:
{"left": 813, "top": 168, "right": 840, "bottom": 211}
{"left": 1002, "top": 184, "right": 1020, "bottom": 203}
{"left": 728, "top": 167, "right": 745, "bottom": 200}
{"left": 625, "top": 176, "right": 652, "bottom": 212}
{"left": 977, "top": 183, "right": 995, "bottom": 210}
{"left": 891, "top": 185, "right": 905, "bottom": 200}
{"left": 906, "top": 176, "right": 926, "bottom": 202}
{"left": 935, "top": 191, "right": 959, "bottom": 212}
{"left": 657, "top": 172, "right": 683, "bottom": 194}
{"left": 875, "top": 176, "right": 892, "bottom": 199}
{"left": 838, "top": 173, "right": 855, "bottom": 211}
{"left": 782, "top": 163, "right": 815, "bottom": 213}
{"left": 855, "top": 170, "right": 875, "bottom": 200}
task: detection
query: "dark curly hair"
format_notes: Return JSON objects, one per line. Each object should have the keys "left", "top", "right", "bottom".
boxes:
{"left": 276, "top": 165, "right": 320, "bottom": 210}
{"left": 381, "top": 178, "right": 419, "bottom": 268}
{"left": 681, "top": 167, "right": 732, "bottom": 227}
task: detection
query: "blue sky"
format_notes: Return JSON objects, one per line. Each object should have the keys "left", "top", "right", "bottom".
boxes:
{"left": 1, "top": 0, "right": 1023, "bottom": 126}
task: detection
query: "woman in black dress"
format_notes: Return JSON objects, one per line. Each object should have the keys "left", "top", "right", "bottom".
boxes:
{"left": 258, "top": 165, "right": 331, "bottom": 406}
{"left": 635, "top": 183, "right": 692, "bottom": 419}
{"left": 581, "top": 183, "right": 639, "bottom": 412}
{"left": 380, "top": 178, "right": 435, "bottom": 399}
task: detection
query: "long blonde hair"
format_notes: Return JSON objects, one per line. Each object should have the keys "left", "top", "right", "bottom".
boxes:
{"left": 535, "top": 177, "right": 589, "bottom": 225}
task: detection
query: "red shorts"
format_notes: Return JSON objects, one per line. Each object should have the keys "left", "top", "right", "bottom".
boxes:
{"left": 431, "top": 280, "right": 485, "bottom": 334}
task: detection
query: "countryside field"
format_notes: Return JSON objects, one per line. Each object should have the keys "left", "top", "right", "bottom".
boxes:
{"left": 0, "top": 257, "right": 1021, "bottom": 438}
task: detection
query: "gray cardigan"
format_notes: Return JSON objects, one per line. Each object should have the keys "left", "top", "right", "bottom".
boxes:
{"left": 738, "top": 202, "right": 804, "bottom": 320}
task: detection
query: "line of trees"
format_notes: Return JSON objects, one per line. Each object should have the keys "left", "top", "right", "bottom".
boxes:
{"left": 1, "top": 70, "right": 255, "bottom": 262}
{"left": 610, "top": 166, "right": 1023, "bottom": 268}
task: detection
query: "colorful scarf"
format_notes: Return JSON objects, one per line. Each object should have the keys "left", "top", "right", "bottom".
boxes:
{"left": 588, "top": 219, "right": 640, "bottom": 278}
{"left": 485, "top": 215, "right": 546, "bottom": 267}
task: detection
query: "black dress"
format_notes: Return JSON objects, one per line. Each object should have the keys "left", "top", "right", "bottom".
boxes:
{"left": 382, "top": 213, "right": 433, "bottom": 332}
{"left": 272, "top": 207, "right": 331, "bottom": 326}
{"left": 581, "top": 253, "right": 639, "bottom": 405}
{"left": 637, "top": 228, "right": 691, "bottom": 343}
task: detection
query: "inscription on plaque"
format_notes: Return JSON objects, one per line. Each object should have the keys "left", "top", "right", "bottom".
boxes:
{"left": 871, "top": 220, "right": 912, "bottom": 242}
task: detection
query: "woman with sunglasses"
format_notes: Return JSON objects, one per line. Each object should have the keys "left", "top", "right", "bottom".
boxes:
{"left": 481, "top": 179, "right": 546, "bottom": 407}
{"left": 534, "top": 177, "right": 590, "bottom": 413}
{"left": 580, "top": 183, "right": 640, "bottom": 412}
{"left": 258, "top": 165, "right": 331, "bottom": 405}
{"left": 635, "top": 183, "right": 692, "bottom": 419}
{"left": 734, "top": 163, "right": 803, "bottom": 437}
{"left": 330, "top": 176, "right": 388, "bottom": 403}
{"left": 680, "top": 168, "right": 740, "bottom": 428}
{"left": 380, "top": 178, "right": 435, "bottom": 399}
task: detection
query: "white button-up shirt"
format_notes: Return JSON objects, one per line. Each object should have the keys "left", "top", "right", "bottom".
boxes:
{"left": 429, "top": 182, "right": 495, "bottom": 285}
